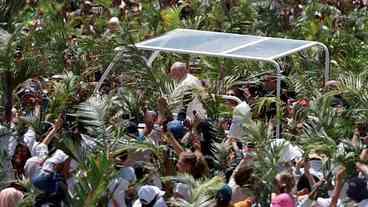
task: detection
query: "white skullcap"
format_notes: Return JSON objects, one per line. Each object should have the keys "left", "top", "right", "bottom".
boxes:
{"left": 109, "top": 17, "right": 120, "bottom": 25}
{"left": 221, "top": 95, "right": 242, "bottom": 104}
{"left": 171, "top": 62, "right": 186, "bottom": 70}
{"left": 325, "top": 80, "right": 339, "bottom": 88}
{"left": 316, "top": 198, "right": 332, "bottom": 207}
{"left": 48, "top": 149, "right": 69, "bottom": 164}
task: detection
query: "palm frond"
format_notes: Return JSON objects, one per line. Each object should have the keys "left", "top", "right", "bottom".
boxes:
{"left": 70, "top": 152, "right": 117, "bottom": 206}
{"left": 164, "top": 174, "right": 224, "bottom": 207}
{"left": 211, "top": 141, "right": 230, "bottom": 172}
{"left": 112, "top": 138, "right": 166, "bottom": 161}
{"left": 73, "top": 96, "right": 112, "bottom": 150}
{"left": 160, "top": 7, "right": 183, "bottom": 31}
{"left": 239, "top": 120, "right": 285, "bottom": 205}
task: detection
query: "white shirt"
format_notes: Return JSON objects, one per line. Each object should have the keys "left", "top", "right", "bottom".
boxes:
{"left": 271, "top": 139, "right": 303, "bottom": 163}
{"left": 108, "top": 178, "right": 129, "bottom": 207}
{"left": 23, "top": 127, "right": 48, "bottom": 158}
{"left": 174, "top": 183, "right": 191, "bottom": 201}
{"left": 228, "top": 101, "right": 252, "bottom": 139}
{"left": 24, "top": 156, "right": 43, "bottom": 179}
{"left": 359, "top": 199, "right": 368, "bottom": 207}
{"left": 170, "top": 74, "right": 207, "bottom": 120}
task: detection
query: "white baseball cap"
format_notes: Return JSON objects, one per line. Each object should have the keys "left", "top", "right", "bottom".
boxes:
{"left": 137, "top": 185, "right": 165, "bottom": 205}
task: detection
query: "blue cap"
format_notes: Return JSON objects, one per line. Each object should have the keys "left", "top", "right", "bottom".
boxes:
{"left": 216, "top": 184, "right": 232, "bottom": 204}
{"left": 167, "top": 120, "right": 186, "bottom": 140}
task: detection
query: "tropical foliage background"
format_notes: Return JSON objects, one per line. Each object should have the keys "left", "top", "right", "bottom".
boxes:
{"left": 0, "top": 0, "right": 368, "bottom": 206}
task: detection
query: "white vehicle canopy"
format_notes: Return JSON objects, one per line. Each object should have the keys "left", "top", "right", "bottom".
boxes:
{"left": 101, "top": 29, "right": 331, "bottom": 138}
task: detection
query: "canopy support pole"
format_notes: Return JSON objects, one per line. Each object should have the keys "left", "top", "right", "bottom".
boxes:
{"left": 147, "top": 51, "right": 161, "bottom": 67}
{"left": 94, "top": 50, "right": 123, "bottom": 94}
{"left": 94, "top": 50, "right": 161, "bottom": 94}
{"left": 269, "top": 60, "right": 282, "bottom": 139}
{"left": 317, "top": 43, "right": 330, "bottom": 83}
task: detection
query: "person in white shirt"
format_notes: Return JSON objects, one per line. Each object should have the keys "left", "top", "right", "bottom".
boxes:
{"left": 108, "top": 166, "right": 137, "bottom": 207}
{"left": 222, "top": 95, "right": 253, "bottom": 140}
{"left": 169, "top": 62, "right": 207, "bottom": 121}
{"left": 23, "top": 117, "right": 63, "bottom": 180}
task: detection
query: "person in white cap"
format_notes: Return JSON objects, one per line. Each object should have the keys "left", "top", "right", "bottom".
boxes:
{"left": 133, "top": 185, "right": 167, "bottom": 207}
{"left": 222, "top": 94, "right": 253, "bottom": 140}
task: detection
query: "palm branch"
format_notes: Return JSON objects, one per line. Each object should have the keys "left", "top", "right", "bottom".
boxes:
{"left": 160, "top": 6, "right": 183, "bottom": 31}
{"left": 298, "top": 95, "right": 360, "bottom": 177}
{"left": 112, "top": 138, "right": 166, "bottom": 162}
{"left": 69, "top": 151, "right": 117, "bottom": 207}
{"left": 72, "top": 96, "right": 112, "bottom": 151}
{"left": 211, "top": 141, "right": 231, "bottom": 173}
{"left": 164, "top": 174, "right": 224, "bottom": 207}
{"left": 239, "top": 120, "right": 284, "bottom": 206}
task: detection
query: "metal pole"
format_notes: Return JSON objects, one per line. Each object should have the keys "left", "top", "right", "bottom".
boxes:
{"left": 94, "top": 50, "right": 123, "bottom": 94}
{"left": 94, "top": 50, "right": 161, "bottom": 94}
{"left": 316, "top": 43, "right": 330, "bottom": 83}
{"left": 147, "top": 51, "right": 161, "bottom": 68}
{"left": 268, "top": 60, "right": 282, "bottom": 139}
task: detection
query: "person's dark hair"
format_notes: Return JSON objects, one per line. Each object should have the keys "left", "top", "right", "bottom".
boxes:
{"left": 11, "top": 143, "right": 31, "bottom": 178}
{"left": 114, "top": 153, "right": 129, "bottom": 169}
{"left": 133, "top": 162, "right": 150, "bottom": 180}
{"left": 234, "top": 164, "right": 253, "bottom": 186}
{"left": 347, "top": 176, "right": 368, "bottom": 203}
{"left": 275, "top": 172, "right": 295, "bottom": 194}
{"left": 192, "top": 152, "right": 209, "bottom": 179}
{"left": 297, "top": 174, "right": 319, "bottom": 193}
{"left": 180, "top": 151, "right": 209, "bottom": 179}
{"left": 228, "top": 87, "right": 246, "bottom": 101}
{"left": 8, "top": 182, "right": 27, "bottom": 193}
{"left": 127, "top": 120, "right": 138, "bottom": 136}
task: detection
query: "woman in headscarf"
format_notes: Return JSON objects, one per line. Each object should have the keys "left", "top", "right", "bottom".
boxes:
{"left": 0, "top": 187, "right": 24, "bottom": 207}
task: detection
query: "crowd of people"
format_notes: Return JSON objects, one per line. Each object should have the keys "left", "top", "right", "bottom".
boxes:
{"left": 1, "top": 59, "right": 368, "bottom": 207}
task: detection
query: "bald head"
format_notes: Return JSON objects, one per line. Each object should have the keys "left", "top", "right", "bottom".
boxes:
{"left": 170, "top": 62, "right": 188, "bottom": 81}
{"left": 144, "top": 110, "right": 158, "bottom": 125}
